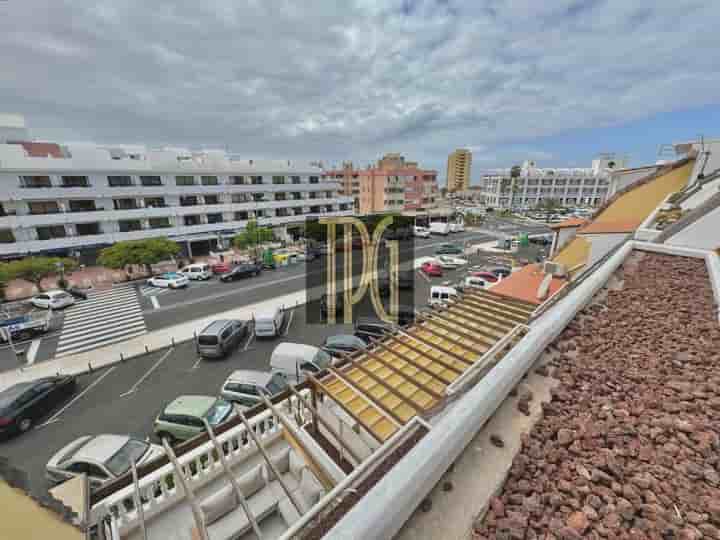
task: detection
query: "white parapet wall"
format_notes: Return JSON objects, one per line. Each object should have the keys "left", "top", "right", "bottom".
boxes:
{"left": 326, "top": 241, "right": 720, "bottom": 540}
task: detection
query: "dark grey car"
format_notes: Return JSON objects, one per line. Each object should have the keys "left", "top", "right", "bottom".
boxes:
{"left": 196, "top": 320, "right": 249, "bottom": 359}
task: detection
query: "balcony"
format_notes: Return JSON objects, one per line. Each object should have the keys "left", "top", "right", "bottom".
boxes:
{"left": 75, "top": 222, "right": 102, "bottom": 236}
{"left": 20, "top": 175, "right": 52, "bottom": 188}
{"left": 61, "top": 176, "right": 90, "bottom": 188}
{"left": 69, "top": 201, "right": 98, "bottom": 213}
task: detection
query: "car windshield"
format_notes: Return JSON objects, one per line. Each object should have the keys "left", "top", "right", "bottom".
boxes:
{"left": 204, "top": 399, "right": 232, "bottom": 425}
{"left": 104, "top": 439, "right": 150, "bottom": 477}
{"left": 313, "top": 349, "right": 332, "bottom": 369}
{"left": 326, "top": 335, "right": 355, "bottom": 347}
{"left": 266, "top": 374, "right": 288, "bottom": 395}
{"left": 198, "top": 335, "right": 218, "bottom": 345}
{"left": 0, "top": 382, "right": 33, "bottom": 413}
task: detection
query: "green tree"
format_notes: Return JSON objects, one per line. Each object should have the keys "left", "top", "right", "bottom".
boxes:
{"left": 98, "top": 238, "right": 180, "bottom": 274}
{"left": 232, "top": 220, "right": 275, "bottom": 256}
{"left": 1, "top": 256, "right": 78, "bottom": 292}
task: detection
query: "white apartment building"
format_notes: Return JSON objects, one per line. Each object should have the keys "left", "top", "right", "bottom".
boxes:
{"left": 481, "top": 155, "right": 626, "bottom": 209}
{"left": 0, "top": 115, "right": 353, "bottom": 260}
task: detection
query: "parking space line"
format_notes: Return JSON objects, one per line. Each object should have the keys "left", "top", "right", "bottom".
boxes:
{"left": 282, "top": 309, "right": 295, "bottom": 336}
{"left": 190, "top": 357, "right": 203, "bottom": 370}
{"left": 26, "top": 338, "right": 41, "bottom": 365}
{"left": 242, "top": 331, "right": 255, "bottom": 351}
{"left": 119, "top": 348, "right": 174, "bottom": 397}
{"left": 150, "top": 295, "right": 160, "bottom": 309}
{"left": 417, "top": 270, "right": 431, "bottom": 283}
{"left": 38, "top": 367, "right": 117, "bottom": 427}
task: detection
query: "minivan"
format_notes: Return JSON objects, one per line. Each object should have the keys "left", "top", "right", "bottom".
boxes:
{"left": 429, "top": 286, "right": 459, "bottom": 307}
{"left": 220, "top": 370, "right": 289, "bottom": 407}
{"left": 196, "top": 319, "right": 249, "bottom": 358}
{"left": 254, "top": 306, "right": 285, "bottom": 337}
{"left": 180, "top": 263, "right": 212, "bottom": 281}
{"left": 270, "top": 343, "right": 334, "bottom": 385}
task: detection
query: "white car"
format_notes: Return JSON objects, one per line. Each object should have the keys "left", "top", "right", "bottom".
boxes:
{"left": 147, "top": 272, "right": 189, "bottom": 289}
{"left": 435, "top": 255, "right": 468, "bottom": 269}
{"left": 413, "top": 226, "right": 430, "bottom": 238}
{"left": 31, "top": 290, "right": 75, "bottom": 310}
{"left": 46, "top": 434, "right": 164, "bottom": 489}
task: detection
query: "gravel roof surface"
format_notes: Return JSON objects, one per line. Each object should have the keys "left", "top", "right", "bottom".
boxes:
{"left": 474, "top": 251, "right": 720, "bottom": 540}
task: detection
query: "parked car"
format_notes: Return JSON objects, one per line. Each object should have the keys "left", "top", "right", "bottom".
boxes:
{"left": 354, "top": 318, "right": 395, "bottom": 344}
{"left": 270, "top": 343, "right": 334, "bottom": 384}
{"left": 435, "top": 255, "right": 468, "bottom": 269}
{"left": 219, "top": 262, "right": 263, "bottom": 282}
{"left": 468, "top": 271, "right": 499, "bottom": 282}
{"left": 66, "top": 287, "right": 89, "bottom": 301}
{"left": 429, "top": 222, "right": 450, "bottom": 235}
{"left": 211, "top": 262, "right": 231, "bottom": 274}
{"left": 179, "top": 263, "right": 212, "bottom": 281}
{"left": 220, "top": 371, "right": 289, "bottom": 408}
{"left": 46, "top": 435, "right": 164, "bottom": 489}
{"left": 254, "top": 306, "right": 285, "bottom": 337}
{"left": 0, "top": 376, "right": 77, "bottom": 437}
{"left": 413, "top": 226, "right": 430, "bottom": 238}
{"left": 31, "top": 290, "right": 75, "bottom": 310}
{"left": 321, "top": 334, "right": 367, "bottom": 355}
{"left": 146, "top": 273, "right": 189, "bottom": 289}
{"left": 489, "top": 266, "right": 512, "bottom": 279}
{"left": 435, "top": 244, "right": 464, "bottom": 255}
{"left": 196, "top": 319, "right": 249, "bottom": 359}
{"left": 464, "top": 276, "right": 492, "bottom": 290}
{"left": 421, "top": 261, "right": 443, "bottom": 277}
{"left": 429, "top": 286, "right": 459, "bottom": 307}
{"left": 154, "top": 396, "right": 235, "bottom": 444}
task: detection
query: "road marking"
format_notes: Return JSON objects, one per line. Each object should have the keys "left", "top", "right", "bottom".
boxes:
{"left": 417, "top": 270, "right": 431, "bottom": 283}
{"left": 282, "top": 309, "right": 295, "bottom": 336}
{"left": 150, "top": 295, "right": 160, "bottom": 309}
{"left": 119, "top": 348, "right": 174, "bottom": 397}
{"left": 242, "top": 332, "right": 255, "bottom": 351}
{"left": 191, "top": 357, "right": 203, "bottom": 370}
{"left": 26, "top": 338, "right": 41, "bottom": 365}
{"left": 38, "top": 367, "right": 117, "bottom": 427}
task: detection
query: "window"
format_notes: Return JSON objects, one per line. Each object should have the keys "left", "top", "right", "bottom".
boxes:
{"left": 235, "top": 211, "right": 249, "bottom": 221}
{"left": 36, "top": 225, "right": 66, "bottom": 240}
{"left": 20, "top": 175, "right": 52, "bottom": 188}
{"left": 291, "top": 176, "right": 301, "bottom": 184}
{"left": 251, "top": 176, "right": 263, "bottom": 185}
{"left": 204, "top": 195, "right": 219, "bottom": 205}
{"left": 184, "top": 215, "right": 201, "bottom": 226}
{"left": 0, "top": 229, "right": 15, "bottom": 243}
{"left": 291, "top": 192, "right": 302, "bottom": 200}
{"left": 28, "top": 201, "right": 60, "bottom": 215}
{"left": 252, "top": 193, "right": 264, "bottom": 202}
{"left": 62, "top": 176, "right": 89, "bottom": 187}
{"left": 272, "top": 176, "right": 285, "bottom": 185}
{"left": 114, "top": 199, "right": 138, "bottom": 210}
{"left": 140, "top": 176, "right": 162, "bottom": 186}
{"left": 201, "top": 176, "right": 219, "bottom": 186}
{"left": 224, "top": 383, "right": 260, "bottom": 395}
{"left": 119, "top": 220, "right": 142, "bottom": 232}
{"left": 207, "top": 213, "right": 223, "bottom": 224}
{"left": 325, "top": 191, "right": 332, "bottom": 198}
{"left": 276, "top": 208, "right": 289, "bottom": 217}
{"left": 255, "top": 209, "right": 265, "bottom": 218}
{"left": 309, "top": 192, "right": 317, "bottom": 199}
{"left": 144, "top": 197, "right": 165, "bottom": 208}
{"left": 68, "top": 200, "right": 96, "bottom": 212}
{"left": 293, "top": 208, "right": 303, "bottom": 215}
{"left": 149, "top": 217, "right": 172, "bottom": 229}
{"left": 229, "top": 176, "right": 245, "bottom": 185}
{"left": 176, "top": 176, "right": 195, "bottom": 186}
{"left": 275, "top": 193, "right": 286, "bottom": 201}
{"left": 309, "top": 176, "right": 319, "bottom": 184}
{"left": 180, "top": 196, "right": 198, "bottom": 206}
{"left": 105, "top": 439, "right": 150, "bottom": 477}
{"left": 232, "top": 194, "right": 250, "bottom": 203}
{"left": 76, "top": 223, "right": 101, "bottom": 236}
{"left": 108, "top": 176, "right": 133, "bottom": 187}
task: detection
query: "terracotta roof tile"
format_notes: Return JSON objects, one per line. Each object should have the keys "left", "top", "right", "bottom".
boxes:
{"left": 578, "top": 220, "right": 639, "bottom": 234}
{"left": 549, "top": 217, "right": 587, "bottom": 229}
{"left": 490, "top": 264, "right": 566, "bottom": 305}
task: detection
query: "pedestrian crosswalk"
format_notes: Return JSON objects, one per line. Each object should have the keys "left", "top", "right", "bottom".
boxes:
{"left": 138, "top": 284, "right": 173, "bottom": 298}
{"left": 55, "top": 285, "right": 147, "bottom": 358}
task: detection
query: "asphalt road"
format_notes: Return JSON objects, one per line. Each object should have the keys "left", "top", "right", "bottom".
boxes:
{"left": 0, "top": 250, "right": 501, "bottom": 495}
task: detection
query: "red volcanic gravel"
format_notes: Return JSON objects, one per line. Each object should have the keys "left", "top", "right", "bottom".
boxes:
{"left": 474, "top": 252, "right": 720, "bottom": 540}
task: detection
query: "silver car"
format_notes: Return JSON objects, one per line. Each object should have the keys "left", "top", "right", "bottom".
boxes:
{"left": 46, "top": 434, "right": 164, "bottom": 489}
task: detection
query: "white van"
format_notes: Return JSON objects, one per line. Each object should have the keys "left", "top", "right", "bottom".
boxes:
{"left": 413, "top": 226, "right": 430, "bottom": 238}
{"left": 429, "top": 286, "right": 459, "bottom": 307}
{"left": 254, "top": 306, "right": 285, "bottom": 337}
{"left": 270, "top": 342, "right": 333, "bottom": 385}
{"left": 180, "top": 263, "right": 212, "bottom": 281}
{"left": 429, "top": 222, "right": 450, "bottom": 235}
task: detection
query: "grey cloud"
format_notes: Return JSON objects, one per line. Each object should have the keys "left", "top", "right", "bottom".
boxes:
{"left": 0, "top": 0, "right": 719, "bottom": 176}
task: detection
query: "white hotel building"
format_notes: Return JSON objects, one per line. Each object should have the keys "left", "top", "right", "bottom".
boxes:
{"left": 0, "top": 115, "right": 353, "bottom": 260}
{"left": 480, "top": 155, "right": 626, "bottom": 209}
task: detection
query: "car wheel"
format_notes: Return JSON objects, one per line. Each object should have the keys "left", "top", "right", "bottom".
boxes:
{"left": 18, "top": 417, "right": 32, "bottom": 433}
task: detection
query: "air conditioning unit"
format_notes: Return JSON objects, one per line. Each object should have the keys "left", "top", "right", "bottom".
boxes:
{"left": 543, "top": 261, "right": 567, "bottom": 277}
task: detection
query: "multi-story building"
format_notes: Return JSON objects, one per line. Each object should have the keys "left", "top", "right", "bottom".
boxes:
{"left": 446, "top": 148, "right": 472, "bottom": 192}
{"left": 480, "top": 155, "right": 626, "bottom": 209}
{"left": 322, "top": 154, "right": 438, "bottom": 214}
{"left": 0, "top": 116, "right": 353, "bottom": 260}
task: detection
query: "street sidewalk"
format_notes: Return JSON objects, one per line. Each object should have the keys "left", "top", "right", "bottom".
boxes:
{"left": 0, "top": 289, "right": 306, "bottom": 392}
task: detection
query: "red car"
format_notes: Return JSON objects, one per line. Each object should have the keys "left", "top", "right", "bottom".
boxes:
{"left": 421, "top": 261, "right": 443, "bottom": 277}
{"left": 211, "top": 262, "right": 231, "bottom": 274}
{"left": 469, "top": 271, "right": 499, "bottom": 282}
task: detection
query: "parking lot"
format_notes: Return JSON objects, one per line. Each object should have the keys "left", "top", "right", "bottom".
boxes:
{"left": 0, "top": 246, "right": 501, "bottom": 494}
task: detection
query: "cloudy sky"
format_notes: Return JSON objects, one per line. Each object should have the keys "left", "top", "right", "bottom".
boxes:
{"left": 1, "top": 0, "right": 719, "bottom": 182}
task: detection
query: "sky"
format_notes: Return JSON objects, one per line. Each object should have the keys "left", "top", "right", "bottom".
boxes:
{"left": 1, "top": 0, "right": 720, "bottom": 184}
